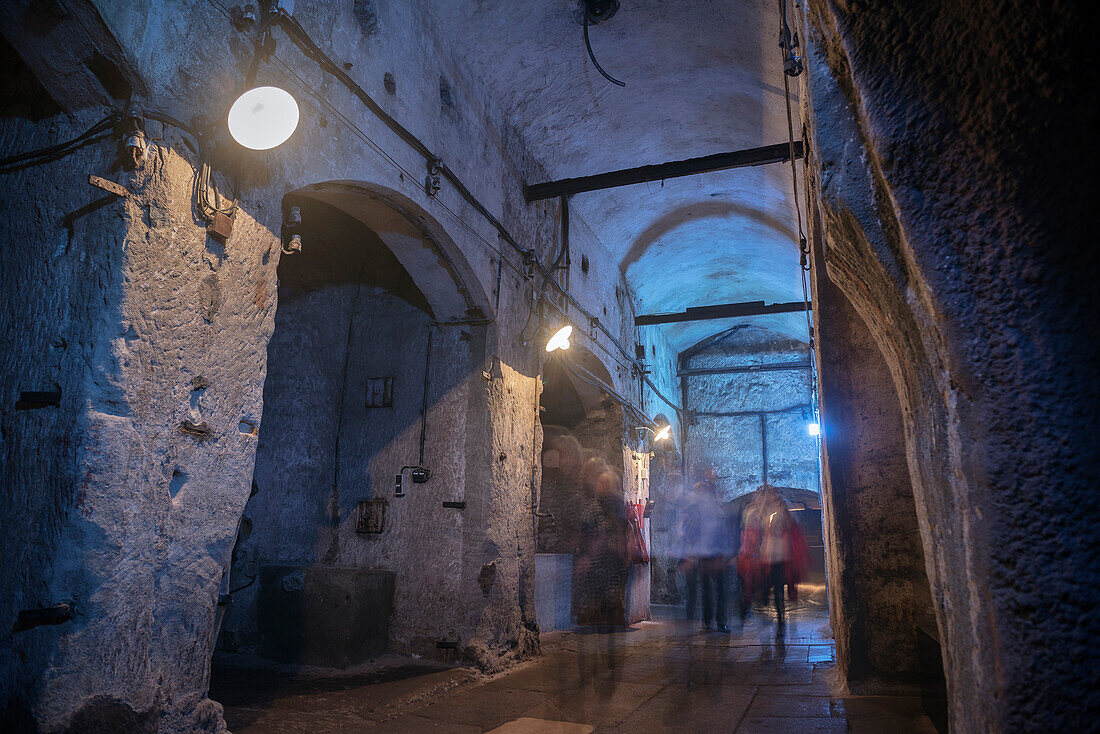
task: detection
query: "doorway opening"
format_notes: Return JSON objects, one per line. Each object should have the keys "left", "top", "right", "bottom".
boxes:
{"left": 535, "top": 347, "right": 640, "bottom": 631}
{"left": 213, "top": 183, "right": 489, "bottom": 680}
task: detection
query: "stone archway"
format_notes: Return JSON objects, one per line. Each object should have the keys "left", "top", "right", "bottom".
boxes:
{"left": 213, "top": 181, "right": 494, "bottom": 673}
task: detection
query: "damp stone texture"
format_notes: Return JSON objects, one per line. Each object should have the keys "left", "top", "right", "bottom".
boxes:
{"left": 813, "top": 250, "right": 938, "bottom": 693}
{"left": 0, "top": 0, "right": 654, "bottom": 730}
{"left": 681, "top": 325, "right": 819, "bottom": 499}
{"left": 0, "top": 115, "right": 279, "bottom": 732}
{"left": 801, "top": 1, "right": 1098, "bottom": 731}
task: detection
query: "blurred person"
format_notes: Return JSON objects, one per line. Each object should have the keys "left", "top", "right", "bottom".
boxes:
{"left": 739, "top": 485, "right": 810, "bottom": 636}
{"left": 696, "top": 479, "right": 735, "bottom": 633}
{"left": 538, "top": 431, "right": 584, "bottom": 553}
{"left": 574, "top": 458, "right": 629, "bottom": 628}
{"left": 573, "top": 460, "right": 630, "bottom": 695}
{"left": 675, "top": 480, "right": 704, "bottom": 621}
{"left": 677, "top": 475, "right": 733, "bottom": 631}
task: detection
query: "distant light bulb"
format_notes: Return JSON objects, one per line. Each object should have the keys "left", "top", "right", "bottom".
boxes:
{"left": 654, "top": 425, "right": 671, "bottom": 441}
{"left": 807, "top": 422, "right": 820, "bottom": 436}
{"left": 545, "top": 325, "right": 572, "bottom": 352}
{"left": 228, "top": 86, "right": 299, "bottom": 150}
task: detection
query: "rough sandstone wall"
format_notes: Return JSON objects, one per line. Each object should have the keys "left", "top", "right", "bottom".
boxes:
{"left": 2, "top": 1, "right": 659, "bottom": 731}
{"left": 0, "top": 119, "right": 279, "bottom": 732}
{"left": 813, "top": 240, "right": 935, "bottom": 691}
{"left": 802, "top": 1, "right": 1099, "bottom": 730}
{"left": 682, "top": 327, "right": 819, "bottom": 499}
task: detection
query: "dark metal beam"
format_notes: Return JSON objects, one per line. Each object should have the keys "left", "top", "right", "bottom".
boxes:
{"left": 679, "top": 361, "right": 811, "bottom": 377}
{"left": 524, "top": 141, "right": 804, "bottom": 201}
{"left": 636, "top": 300, "right": 809, "bottom": 326}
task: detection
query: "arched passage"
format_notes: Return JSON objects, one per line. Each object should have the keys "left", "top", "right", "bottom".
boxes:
{"left": 534, "top": 346, "right": 633, "bottom": 630}
{"left": 214, "top": 182, "right": 491, "bottom": 673}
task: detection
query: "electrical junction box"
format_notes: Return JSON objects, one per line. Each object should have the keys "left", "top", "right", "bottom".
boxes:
{"left": 207, "top": 211, "right": 234, "bottom": 242}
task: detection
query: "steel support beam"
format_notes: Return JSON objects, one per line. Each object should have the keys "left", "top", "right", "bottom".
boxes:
{"left": 636, "top": 300, "right": 809, "bottom": 326}
{"left": 524, "top": 141, "right": 804, "bottom": 201}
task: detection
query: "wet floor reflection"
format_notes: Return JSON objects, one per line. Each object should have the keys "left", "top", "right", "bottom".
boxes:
{"left": 215, "top": 593, "right": 939, "bottom": 733}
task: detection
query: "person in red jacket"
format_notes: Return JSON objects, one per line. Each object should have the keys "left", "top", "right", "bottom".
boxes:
{"left": 738, "top": 485, "right": 809, "bottom": 636}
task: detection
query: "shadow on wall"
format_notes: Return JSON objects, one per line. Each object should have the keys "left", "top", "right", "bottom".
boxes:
{"left": 215, "top": 193, "right": 484, "bottom": 673}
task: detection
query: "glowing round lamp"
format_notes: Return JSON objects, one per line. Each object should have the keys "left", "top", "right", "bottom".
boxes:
{"left": 228, "top": 86, "right": 300, "bottom": 150}
{"left": 807, "top": 422, "right": 820, "bottom": 436}
{"left": 545, "top": 325, "right": 573, "bottom": 352}
{"left": 654, "top": 425, "right": 671, "bottom": 441}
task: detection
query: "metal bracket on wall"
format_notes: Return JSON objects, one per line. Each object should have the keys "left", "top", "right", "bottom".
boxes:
{"left": 87, "top": 174, "right": 130, "bottom": 198}
{"left": 15, "top": 390, "right": 61, "bottom": 410}
{"left": 12, "top": 602, "right": 75, "bottom": 633}
{"left": 425, "top": 157, "right": 442, "bottom": 196}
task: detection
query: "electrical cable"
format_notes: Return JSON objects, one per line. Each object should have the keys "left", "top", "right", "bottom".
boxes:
{"left": 419, "top": 322, "right": 433, "bottom": 469}
{"left": 562, "top": 357, "right": 651, "bottom": 427}
{"left": 141, "top": 108, "right": 237, "bottom": 219}
{"left": 0, "top": 114, "right": 119, "bottom": 172}
{"left": 262, "top": 9, "right": 566, "bottom": 283}
{"left": 0, "top": 107, "right": 237, "bottom": 226}
{"left": 267, "top": 7, "right": 641, "bottom": 365}
{"left": 539, "top": 291, "right": 685, "bottom": 417}
{"left": 265, "top": 52, "right": 527, "bottom": 286}
{"left": 265, "top": 9, "right": 535, "bottom": 258}
{"left": 269, "top": 45, "right": 654, "bottom": 384}
{"left": 582, "top": 9, "right": 626, "bottom": 87}
{"left": 777, "top": 0, "right": 820, "bottom": 432}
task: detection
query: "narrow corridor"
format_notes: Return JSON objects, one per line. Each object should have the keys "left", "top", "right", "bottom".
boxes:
{"left": 1, "top": 2, "right": 1094, "bottom": 732}
{"left": 213, "top": 597, "right": 938, "bottom": 733}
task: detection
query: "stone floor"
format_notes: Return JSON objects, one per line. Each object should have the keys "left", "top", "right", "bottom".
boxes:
{"left": 211, "top": 598, "right": 939, "bottom": 733}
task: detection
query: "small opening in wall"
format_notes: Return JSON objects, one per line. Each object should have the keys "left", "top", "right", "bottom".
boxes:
{"left": 0, "top": 36, "right": 60, "bottom": 120}
{"left": 581, "top": 254, "right": 590, "bottom": 274}
{"left": 84, "top": 51, "right": 132, "bottom": 101}
{"left": 439, "top": 76, "right": 455, "bottom": 110}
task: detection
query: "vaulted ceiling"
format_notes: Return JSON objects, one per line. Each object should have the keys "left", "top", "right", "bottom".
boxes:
{"left": 432, "top": 0, "right": 808, "bottom": 351}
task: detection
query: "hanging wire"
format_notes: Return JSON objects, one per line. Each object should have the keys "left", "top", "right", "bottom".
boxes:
{"left": 582, "top": 9, "right": 626, "bottom": 87}
{"left": 0, "top": 114, "right": 119, "bottom": 172}
{"left": 777, "top": 0, "right": 821, "bottom": 430}
{"left": 0, "top": 107, "right": 238, "bottom": 227}
{"left": 265, "top": 53, "right": 525, "bottom": 284}
{"left": 562, "top": 357, "right": 652, "bottom": 427}
{"left": 269, "top": 51, "right": 661, "bottom": 396}
{"left": 200, "top": 0, "right": 669, "bottom": 416}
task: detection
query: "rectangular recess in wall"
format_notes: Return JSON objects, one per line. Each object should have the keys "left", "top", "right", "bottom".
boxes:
{"left": 356, "top": 498, "right": 387, "bottom": 534}
{"left": 365, "top": 377, "right": 394, "bottom": 408}
{"left": 15, "top": 390, "right": 61, "bottom": 409}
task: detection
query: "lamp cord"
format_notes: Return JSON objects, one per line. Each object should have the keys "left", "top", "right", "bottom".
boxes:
{"left": 583, "top": 9, "right": 626, "bottom": 87}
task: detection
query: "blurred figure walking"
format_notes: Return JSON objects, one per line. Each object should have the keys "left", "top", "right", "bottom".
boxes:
{"left": 738, "top": 485, "right": 809, "bottom": 636}
{"left": 678, "top": 474, "right": 734, "bottom": 632}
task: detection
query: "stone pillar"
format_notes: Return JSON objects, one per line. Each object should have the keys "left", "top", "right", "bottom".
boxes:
{"left": 1, "top": 130, "right": 279, "bottom": 732}
{"left": 812, "top": 236, "right": 936, "bottom": 692}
